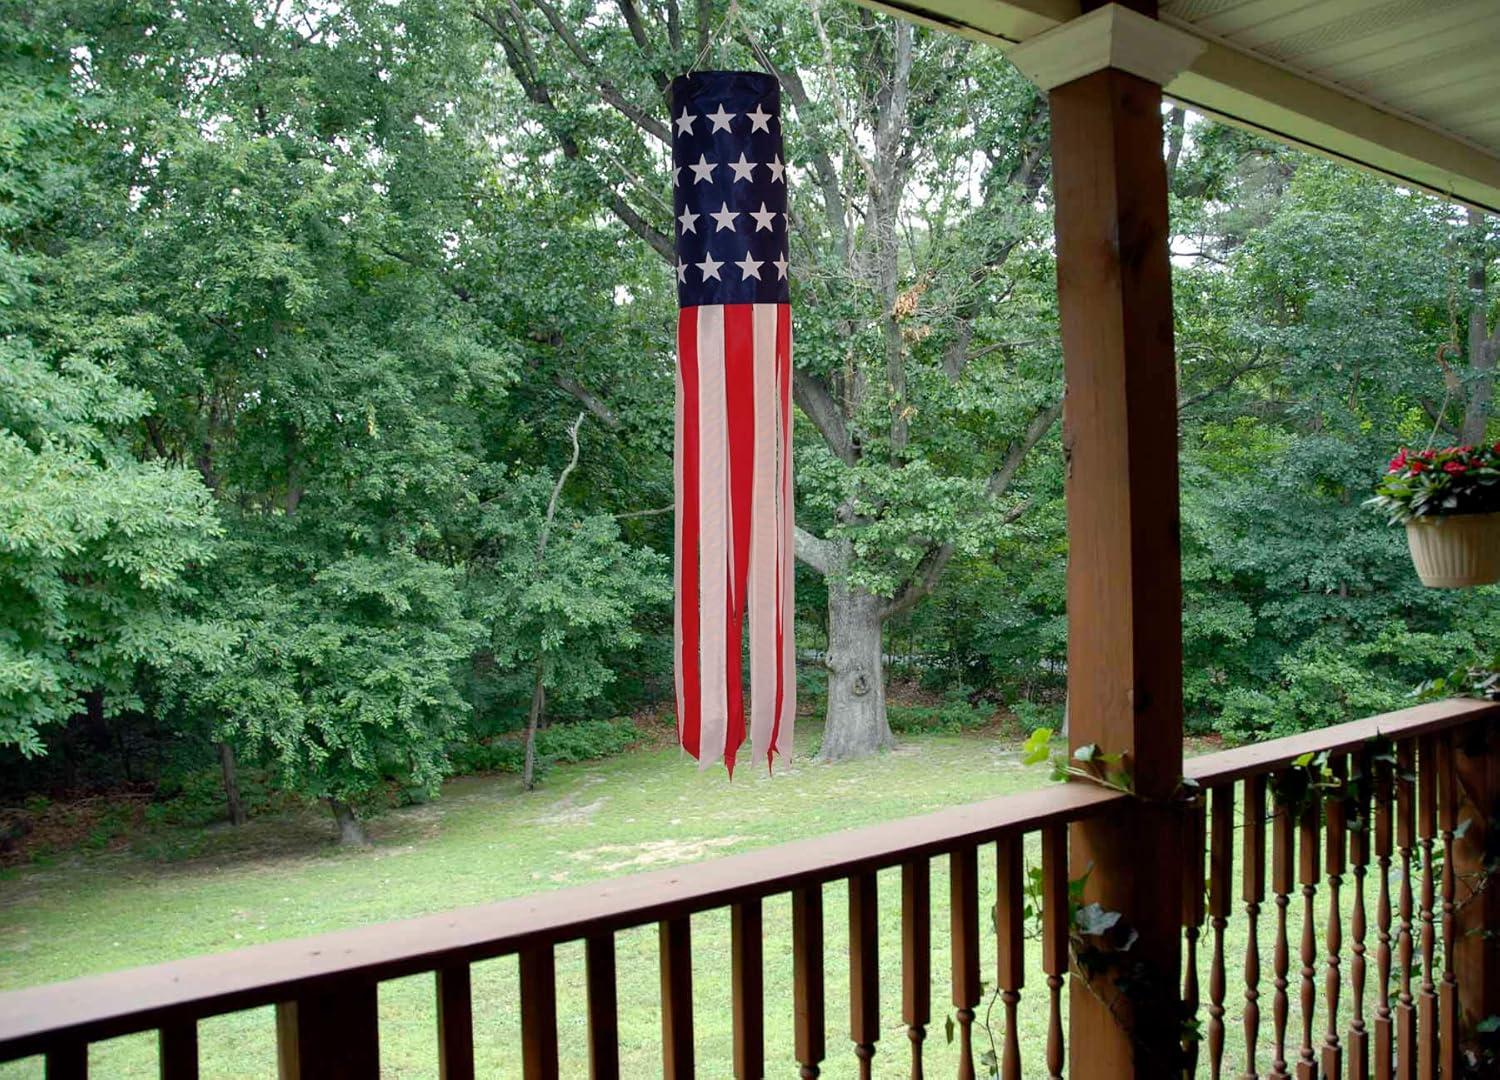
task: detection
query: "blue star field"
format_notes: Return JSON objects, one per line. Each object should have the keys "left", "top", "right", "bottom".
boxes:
{"left": 670, "top": 70, "right": 791, "bottom": 308}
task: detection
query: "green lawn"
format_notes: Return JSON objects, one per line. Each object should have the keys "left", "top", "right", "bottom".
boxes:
{"left": 0, "top": 727, "right": 1409, "bottom": 1078}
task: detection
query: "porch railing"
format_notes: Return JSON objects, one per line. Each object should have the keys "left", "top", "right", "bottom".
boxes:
{"left": 0, "top": 697, "right": 1495, "bottom": 1078}
{"left": 1181, "top": 698, "right": 1499, "bottom": 1080}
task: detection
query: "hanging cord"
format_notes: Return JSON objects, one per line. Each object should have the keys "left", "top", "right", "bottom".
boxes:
{"left": 689, "top": 0, "right": 741, "bottom": 73}
{"left": 1424, "top": 187, "right": 1467, "bottom": 452}
{"left": 687, "top": 0, "right": 776, "bottom": 76}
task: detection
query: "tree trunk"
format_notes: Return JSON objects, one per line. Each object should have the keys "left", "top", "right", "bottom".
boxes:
{"left": 818, "top": 570, "right": 894, "bottom": 762}
{"left": 522, "top": 665, "right": 546, "bottom": 791}
{"left": 328, "top": 799, "right": 370, "bottom": 846}
{"left": 217, "top": 741, "right": 247, "bottom": 826}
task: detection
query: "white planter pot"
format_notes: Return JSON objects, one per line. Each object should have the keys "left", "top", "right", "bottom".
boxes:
{"left": 1404, "top": 511, "right": 1500, "bottom": 588}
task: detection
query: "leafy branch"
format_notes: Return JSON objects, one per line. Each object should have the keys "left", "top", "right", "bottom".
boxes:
{"left": 1020, "top": 727, "right": 1134, "bottom": 795}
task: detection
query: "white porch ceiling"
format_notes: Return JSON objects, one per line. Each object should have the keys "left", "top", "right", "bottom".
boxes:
{"left": 859, "top": 0, "right": 1500, "bottom": 213}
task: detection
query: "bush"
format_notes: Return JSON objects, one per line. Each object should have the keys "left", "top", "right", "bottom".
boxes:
{"left": 886, "top": 702, "right": 989, "bottom": 735}
{"left": 450, "top": 718, "right": 642, "bottom": 776}
{"left": 1009, "top": 700, "right": 1063, "bottom": 735}
{"left": 538, "top": 718, "right": 642, "bottom": 762}
{"left": 147, "top": 767, "right": 280, "bottom": 828}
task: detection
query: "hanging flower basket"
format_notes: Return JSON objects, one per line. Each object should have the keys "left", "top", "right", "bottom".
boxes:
{"left": 1368, "top": 445, "right": 1500, "bottom": 588}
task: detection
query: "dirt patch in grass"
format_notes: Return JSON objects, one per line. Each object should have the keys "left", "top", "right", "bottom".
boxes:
{"left": 567, "top": 835, "right": 749, "bottom": 872}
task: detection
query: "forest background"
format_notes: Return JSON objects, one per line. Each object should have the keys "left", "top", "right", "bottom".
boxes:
{"left": 4, "top": 0, "right": 1499, "bottom": 843}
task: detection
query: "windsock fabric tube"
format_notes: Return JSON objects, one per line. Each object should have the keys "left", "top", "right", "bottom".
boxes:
{"left": 671, "top": 69, "right": 794, "bottom": 774}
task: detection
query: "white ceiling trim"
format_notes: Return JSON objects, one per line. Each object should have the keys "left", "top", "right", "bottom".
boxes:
{"left": 851, "top": 0, "right": 1500, "bottom": 214}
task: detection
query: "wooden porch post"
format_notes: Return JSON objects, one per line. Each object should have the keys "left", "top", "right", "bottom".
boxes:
{"left": 1010, "top": 4, "right": 1204, "bottom": 1075}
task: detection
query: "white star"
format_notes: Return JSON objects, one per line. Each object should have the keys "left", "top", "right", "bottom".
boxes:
{"left": 696, "top": 253, "right": 723, "bottom": 281}
{"left": 773, "top": 251, "right": 789, "bottom": 280}
{"left": 746, "top": 104, "right": 773, "bottom": 133}
{"left": 750, "top": 202, "right": 777, "bottom": 232}
{"left": 674, "top": 109, "right": 697, "bottom": 136}
{"left": 767, "top": 155, "right": 785, "bottom": 183}
{"left": 736, "top": 252, "right": 763, "bottom": 280}
{"left": 728, "top": 153, "right": 756, "bottom": 183}
{"left": 688, "top": 154, "right": 717, "bottom": 184}
{"left": 673, "top": 166, "right": 681, "bottom": 186}
{"left": 706, "top": 104, "right": 735, "bottom": 133}
{"left": 677, "top": 207, "right": 700, "bottom": 234}
{"left": 676, "top": 260, "right": 688, "bottom": 283}
{"left": 710, "top": 202, "right": 740, "bottom": 232}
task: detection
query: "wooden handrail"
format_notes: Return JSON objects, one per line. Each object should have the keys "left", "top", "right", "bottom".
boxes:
{"left": 0, "top": 780, "right": 1124, "bottom": 1062}
{"left": 1186, "top": 698, "right": 1500, "bottom": 786}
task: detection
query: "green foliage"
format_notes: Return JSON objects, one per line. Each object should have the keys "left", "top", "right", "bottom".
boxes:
{"left": 1019, "top": 726, "right": 1052, "bottom": 766}
{"left": 885, "top": 701, "right": 989, "bottom": 735}
{"left": 0, "top": 22, "right": 224, "bottom": 753}
{"left": 146, "top": 767, "right": 280, "bottom": 829}
{"left": 170, "top": 537, "right": 481, "bottom": 807}
{"left": 471, "top": 469, "right": 671, "bottom": 723}
{"left": 1368, "top": 444, "right": 1500, "bottom": 523}
{"left": 4, "top": 0, "right": 1500, "bottom": 807}
{"left": 1008, "top": 700, "right": 1062, "bottom": 735}
{"left": 1171, "top": 148, "right": 1500, "bottom": 739}
{"left": 449, "top": 718, "right": 642, "bottom": 776}
{"left": 1, "top": 0, "right": 671, "bottom": 815}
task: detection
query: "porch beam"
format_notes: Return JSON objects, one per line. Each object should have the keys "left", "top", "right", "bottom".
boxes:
{"left": 1034, "top": 1, "right": 1187, "bottom": 1075}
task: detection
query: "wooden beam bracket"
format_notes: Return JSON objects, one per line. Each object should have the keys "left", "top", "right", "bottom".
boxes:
{"left": 1008, "top": 4, "right": 1204, "bottom": 91}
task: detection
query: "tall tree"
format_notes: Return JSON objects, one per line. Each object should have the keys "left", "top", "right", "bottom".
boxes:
{"left": 478, "top": 0, "right": 1063, "bottom": 758}
{"left": 0, "top": 14, "right": 224, "bottom": 757}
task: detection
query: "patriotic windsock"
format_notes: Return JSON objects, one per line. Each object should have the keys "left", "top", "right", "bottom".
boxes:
{"left": 671, "top": 70, "right": 794, "bottom": 775}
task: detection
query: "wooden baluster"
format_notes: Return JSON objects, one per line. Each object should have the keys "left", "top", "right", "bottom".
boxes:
{"left": 950, "top": 845, "right": 980, "bottom": 1080}
{"left": 1271, "top": 780, "right": 1295, "bottom": 1080}
{"left": 46, "top": 1042, "right": 87, "bottom": 1080}
{"left": 1374, "top": 749, "right": 1395, "bottom": 1080}
{"left": 1041, "top": 825, "right": 1068, "bottom": 1080}
{"left": 520, "top": 944, "right": 560, "bottom": 1080}
{"left": 1416, "top": 736, "right": 1438, "bottom": 1080}
{"left": 995, "top": 834, "right": 1025, "bottom": 1080}
{"left": 586, "top": 935, "right": 621, "bottom": 1080}
{"left": 436, "top": 963, "right": 475, "bottom": 1080}
{"left": 158, "top": 1022, "right": 198, "bottom": 1080}
{"left": 1243, "top": 773, "right": 1267, "bottom": 1080}
{"left": 1323, "top": 755, "right": 1347, "bottom": 1080}
{"left": 1348, "top": 748, "right": 1374, "bottom": 1080}
{"left": 1436, "top": 734, "right": 1459, "bottom": 1080}
{"left": 1183, "top": 795, "right": 1207, "bottom": 1077}
{"left": 1395, "top": 740, "right": 1417, "bottom": 1080}
{"left": 1451, "top": 719, "right": 1500, "bottom": 1070}
{"left": 276, "top": 981, "right": 380, "bottom": 1080}
{"left": 901, "top": 860, "right": 931, "bottom": 1080}
{"left": 659, "top": 918, "right": 694, "bottom": 1080}
{"left": 849, "top": 872, "right": 880, "bottom": 1079}
{"left": 793, "top": 885, "right": 826, "bottom": 1080}
{"left": 1207, "top": 785, "right": 1233, "bottom": 1080}
{"left": 731, "top": 901, "right": 764, "bottom": 1080}
{"left": 1296, "top": 782, "right": 1321, "bottom": 1080}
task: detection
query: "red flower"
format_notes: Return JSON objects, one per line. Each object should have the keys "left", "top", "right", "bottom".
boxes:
{"left": 1419, "top": 449, "right": 1436, "bottom": 460}
{"left": 1445, "top": 461, "right": 1468, "bottom": 475}
{"left": 1389, "top": 450, "right": 1408, "bottom": 472}
{"left": 1410, "top": 460, "right": 1427, "bottom": 473}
